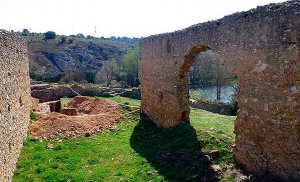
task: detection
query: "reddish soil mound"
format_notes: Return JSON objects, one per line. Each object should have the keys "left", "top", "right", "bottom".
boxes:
{"left": 67, "top": 96, "right": 120, "bottom": 116}
{"left": 29, "top": 96, "right": 123, "bottom": 139}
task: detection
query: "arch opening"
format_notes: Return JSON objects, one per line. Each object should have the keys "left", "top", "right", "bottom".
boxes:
{"left": 179, "top": 45, "right": 238, "bottom": 117}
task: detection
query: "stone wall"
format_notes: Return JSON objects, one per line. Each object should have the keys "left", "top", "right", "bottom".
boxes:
{"left": 139, "top": 1, "right": 300, "bottom": 180}
{"left": 0, "top": 30, "right": 31, "bottom": 181}
{"left": 189, "top": 99, "right": 237, "bottom": 116}
{"left": 31, "top": 83, "right": 141, "bottom": 102}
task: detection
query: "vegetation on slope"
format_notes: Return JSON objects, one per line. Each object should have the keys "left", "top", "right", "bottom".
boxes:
{"left": 18, "top": 31, "right": 139, "bottom": 84}
{"left": 14, "top": 96, "right": 239, "bottom": 182}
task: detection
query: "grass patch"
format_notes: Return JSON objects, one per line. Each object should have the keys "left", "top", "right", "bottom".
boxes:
{"left": 30, "top": 111, "right": 38, "bottom": 121}
{"left": 14, "top": 96, "right": 237, "bottom": 182}
{"left": 108, "top": 95, "right": 141, "bottom": 106}
{"left": 60, "top": 97, "right": 74, "bottom": 109}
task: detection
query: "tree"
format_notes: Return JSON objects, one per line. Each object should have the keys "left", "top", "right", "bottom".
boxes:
{"left": 76, "top": 33, "right": 85, "bottom": 38}
{"left": 22, "top": 29, "right": 29, "bottom": 36}
{"left": 44, "top": 31, "right": 56, "bottom": 39}
{"left": 213, "top": 57, "right": 226, "bottom": 101}
{"left": 95, "top": 59, "right": 118, "bottom": 87}
{"left": 189, "top": 50, "right": 232, "bottom": 102}
{"left": 121, "top": 49, "right": 139, "bottom": 87}
{"left": 68, "top": 39, "right": 74, "bottom": 44}
{"left": 60, "top": 68, "right": 86, "bottom": 83}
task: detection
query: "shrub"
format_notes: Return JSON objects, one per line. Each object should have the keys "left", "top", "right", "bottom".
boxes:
{"left": 30, "top": 73, "right": 62, "bottom": 83}
{"left": 85, "top": 71, "right": 96, "bottom": 83}
{"left": 190, "top": 91, "right": 202, "bottom": 101}
{"left": 69, "top": 81, "right": 79, "bottom": 86}
{"left": 68, "top": 39, "right": 74, "bottom": 44}
{"left": 44, "top": 31, "right": 56, "bottom": 39}
{"left": 60, "top": 36, "right": 66, "bottom": 44}
{"left": 30, "top": 111, "right": 37, "bottom": 121}
{"left": 60, "top": 69, "right": 86, "bottom": 83}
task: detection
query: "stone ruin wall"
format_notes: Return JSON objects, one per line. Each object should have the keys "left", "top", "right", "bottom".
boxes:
{"left": 139, "top": 1, "right": 299, "bottom": 180}
{"left": 0, "top": 30, "right": 31, "bottom": 181}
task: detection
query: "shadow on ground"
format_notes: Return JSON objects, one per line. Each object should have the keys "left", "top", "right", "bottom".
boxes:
{"left": 130, "top": 115, "right": 217, "bottom": 182}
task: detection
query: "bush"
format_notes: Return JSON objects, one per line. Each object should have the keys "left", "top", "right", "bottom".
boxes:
{"left": 85, "top": 71, "right": 96, "bottom": 83}
{"left": 60, "top": 69, "right": 86, "bottom": 83}
{"left": 69, "top": 81, "right": 79, "bottom": 86}
{"left": 190, "top": 91, "right": 202, "bottom": 101}
{"left": 190, "top": 91, "right": 209, "bottom": 101}
{"left": 30, "top": 73, "right": 62, "bottom": 83}
{"left": 30, "top": 111, "right": 37, "bottom": 121}
{"left": 68, "top": 39, "right": 74, "bottom": 44}
{"left": 44, "top": 31, "right": 56, "bottom": 39}
{"left": 60, "top": 36, "right": 66, "bottom": 44}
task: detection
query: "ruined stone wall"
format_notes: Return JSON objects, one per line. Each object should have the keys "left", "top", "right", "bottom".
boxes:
{"left": 0, "top": 30, "right": 31, "bottom": 181}
{"left": 139, "top": 1, "right": 300, "bottom": 180}
{"left": 31, "top": 84, "right": 140, "bottom": 102}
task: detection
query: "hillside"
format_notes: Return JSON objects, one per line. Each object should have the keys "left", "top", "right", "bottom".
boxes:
{"left": 19, "top": 32, "right": 139, "bottom": 82}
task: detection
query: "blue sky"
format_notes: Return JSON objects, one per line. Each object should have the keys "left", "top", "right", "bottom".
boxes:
{"left": 0, "top": 0, "right": 288, "bottom": 37}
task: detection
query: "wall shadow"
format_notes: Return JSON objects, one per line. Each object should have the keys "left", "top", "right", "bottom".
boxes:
{"left": 130, "top": 114, "right": 217, "bottom": 182}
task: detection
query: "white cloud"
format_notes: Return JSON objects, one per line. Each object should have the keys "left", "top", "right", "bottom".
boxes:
{"left": 0, "top": 0, "right": 288, "bottom": 37}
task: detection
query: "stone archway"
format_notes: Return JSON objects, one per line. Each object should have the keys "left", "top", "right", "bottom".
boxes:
{"left": 177, "top": 45, "right": 213, "bottom": 123}
{"left": 139, "top": 1, "right": 300, "bottom": 180}
{"left": 178, "top": 45, "right": 235, "bottom": 122}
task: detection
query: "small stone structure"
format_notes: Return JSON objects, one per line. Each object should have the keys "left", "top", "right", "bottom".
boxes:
{"left": 0, "top": 30, "right": 30, "bottom": 181}
{"left": 139, "top": 1, "right": 300, "bottom": 180}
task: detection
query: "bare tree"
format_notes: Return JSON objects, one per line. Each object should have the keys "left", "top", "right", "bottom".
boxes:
{"left": 189, "top": 50, "right": 232, "bottom": 102}
{"left": 213, "top": 57, "right": 228, "bottom": 101}
{"left": 95, "top": 59, "right": 118, "bottom": 87}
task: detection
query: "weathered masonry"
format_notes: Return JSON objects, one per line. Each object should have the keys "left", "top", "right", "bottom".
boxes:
{"left": 0, "top": 30, "right": 31, "bottom": 181}
{"left": 139, "top": 1, "right": 300, "bottom": 180}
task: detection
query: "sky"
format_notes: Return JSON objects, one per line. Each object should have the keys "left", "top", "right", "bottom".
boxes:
{"left": 0, "top": 0, "right": 288, "bottom": 38}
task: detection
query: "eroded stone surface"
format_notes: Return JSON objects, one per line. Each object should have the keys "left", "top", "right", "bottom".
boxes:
{"left": 0, "top": 30, "right": 30, "bottom": 181}
{"left": 139, "top": 1, "right": 300, "bottom": 180}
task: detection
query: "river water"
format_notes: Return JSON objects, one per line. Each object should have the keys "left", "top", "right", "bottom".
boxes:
{"left": 189, "top": 85, "right": 236, "bottom": 103}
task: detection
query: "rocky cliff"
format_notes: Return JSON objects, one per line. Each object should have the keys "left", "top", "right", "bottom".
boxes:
{"left": 20, "top": 33, "right": 139, "bottom": 82}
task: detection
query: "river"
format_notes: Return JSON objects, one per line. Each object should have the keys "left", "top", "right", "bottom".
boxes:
{"left": 189, "top": 85, "right": 236, "bottom": 103}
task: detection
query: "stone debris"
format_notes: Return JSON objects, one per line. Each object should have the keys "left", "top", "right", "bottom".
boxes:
{"left": 46, "top": 143, "right": 54, "bottom": 150}
{"left": 211, "top": 165, "right": 222, "bottom": 173}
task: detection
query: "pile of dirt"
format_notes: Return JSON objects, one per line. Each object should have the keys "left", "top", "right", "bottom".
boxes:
{"left": 29, "top": 96, "right": 123, "bottom": 139}
{"left": 67, "top": 96, "right": 121, "bottom": 116}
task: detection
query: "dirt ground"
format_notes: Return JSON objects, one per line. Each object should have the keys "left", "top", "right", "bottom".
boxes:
{"left": 29, "top": 96, "right": 123, "bottom": 139}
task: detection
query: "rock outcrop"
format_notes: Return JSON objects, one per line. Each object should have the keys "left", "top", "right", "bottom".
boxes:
{"left": 22, "top": 34, "right": 139, "bottom": 82}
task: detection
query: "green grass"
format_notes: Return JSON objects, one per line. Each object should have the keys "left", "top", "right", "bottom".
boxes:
{"left": 14, "top": 96, "right": 237, "bottom": 182}
{"left": 109, "top": 96, "right": 141, "bottom": 106}
{"left": 60, "top": 97, "right": 74, "bottom": 109}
